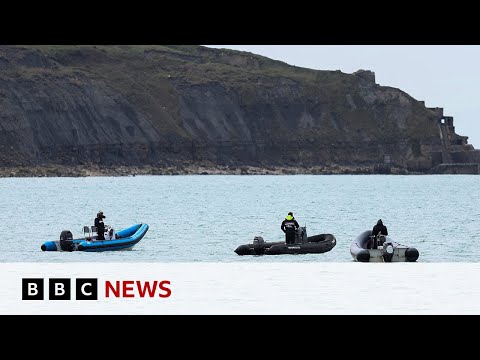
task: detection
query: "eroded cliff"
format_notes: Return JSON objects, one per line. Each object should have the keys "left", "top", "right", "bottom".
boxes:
{"left": 0, "top": 45, "right": 478, "bottom": 174}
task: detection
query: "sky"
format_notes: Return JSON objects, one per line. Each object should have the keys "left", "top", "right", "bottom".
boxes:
{"left": 207, "top": 45, "right": 480, "bottom": 149}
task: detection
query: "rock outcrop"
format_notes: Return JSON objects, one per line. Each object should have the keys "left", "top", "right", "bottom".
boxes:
{"left": 0, "top": 45, "right": 478, "bottom": 174}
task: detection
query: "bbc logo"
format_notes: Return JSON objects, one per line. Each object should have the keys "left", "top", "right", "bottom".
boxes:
{"left": 22, "top": 278, "right": 98, "bottom": 300}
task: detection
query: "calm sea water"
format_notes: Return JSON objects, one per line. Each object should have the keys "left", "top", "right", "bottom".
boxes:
{"left": 1, "top": 175, "right": 479, "bottom": 263}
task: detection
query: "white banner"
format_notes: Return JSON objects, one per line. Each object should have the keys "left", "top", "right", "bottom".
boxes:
{"left": 1, "top": 262, "right": 479, "bottom": 314}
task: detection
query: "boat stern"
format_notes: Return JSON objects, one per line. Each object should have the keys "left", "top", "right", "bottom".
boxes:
{"left": 41, "top": 241, "right": 59, "bottom": 251}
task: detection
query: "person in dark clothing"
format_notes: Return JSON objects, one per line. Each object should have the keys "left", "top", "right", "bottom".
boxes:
{"left": 95, "top": 211, "right": 106, "bottom": 240}
{"left": 372, "top": 219, "right": 388, "bottom": 237}
{"left": 281, "top": 212, "right": 300, "bottom": 245}
{"left": 371, "top": 219, "right": 388, "bottom": 248}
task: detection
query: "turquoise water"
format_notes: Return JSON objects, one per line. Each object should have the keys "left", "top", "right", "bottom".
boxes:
{"left": 1, "top": 175, "right": 479, "bottom": 262}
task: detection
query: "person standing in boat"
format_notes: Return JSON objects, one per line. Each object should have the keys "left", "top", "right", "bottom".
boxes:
{"left": 95, "top": 211, "right": 106, "bottom": 240}
{"left": 281, "top": 212, "right": 299, "bottom": 245}
{"left": 371, "top": 219, "right": 388, "bottom": 247}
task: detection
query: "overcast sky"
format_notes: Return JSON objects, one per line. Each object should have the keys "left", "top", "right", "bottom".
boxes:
{"left": 207, "top": 45, "right": 480, "bottom": 148}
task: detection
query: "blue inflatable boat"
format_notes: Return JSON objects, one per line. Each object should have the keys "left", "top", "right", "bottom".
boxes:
{"left": 41, "top": 223, "right": 149, "bottom": 252}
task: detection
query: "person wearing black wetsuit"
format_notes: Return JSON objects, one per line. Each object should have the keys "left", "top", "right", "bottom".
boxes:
{"left": 95, "top": 211, "right": 106, "bottom": 240}
{"left": 372, "top": 219, "right": 388, "bottom": 237}
{"left": 371, "top": 219, "right": 388, "bottom": 248}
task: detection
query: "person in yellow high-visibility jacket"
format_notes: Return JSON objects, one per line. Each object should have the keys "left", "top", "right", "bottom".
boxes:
{"left": 281, "top": 212, "right": 299, "bottom": 244}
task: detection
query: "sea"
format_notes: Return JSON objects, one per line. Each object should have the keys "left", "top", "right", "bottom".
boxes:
{"left": 2, "top": 175, "right": 480, "bottom": 314}
{"left": 0, "top": 174, "right": 479, "bottom": 263}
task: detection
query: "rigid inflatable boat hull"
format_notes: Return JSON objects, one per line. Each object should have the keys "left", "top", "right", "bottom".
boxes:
{"left": 235, "top": 233, "right": 336, "bottom": 256}
{"left": 350, "top": 230, "right": 419, "bottom": 262}
{"left": 41, "top": 223, "right": 149, "bottom": 252}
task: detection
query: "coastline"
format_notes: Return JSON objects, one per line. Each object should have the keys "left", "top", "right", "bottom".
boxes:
{"left": 0, "top": 163, "right": 412, "bottom": 177}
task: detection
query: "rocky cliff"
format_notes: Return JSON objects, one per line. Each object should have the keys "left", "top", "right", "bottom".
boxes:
{"left": 0, "top": 45, "right": 478, "bottom": 174}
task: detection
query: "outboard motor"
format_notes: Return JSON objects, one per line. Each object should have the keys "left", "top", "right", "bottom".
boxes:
{"left": 253, "top": 236, "right": 265, "bottom": 246}
{"left": 252, "top": 236, "right": 265, "bottom": 255}
{"left": 382, "top": 241, "right": 394, "bottom": 262}
{"left": 59, "top": 230, "right": 74, "bottom": 252}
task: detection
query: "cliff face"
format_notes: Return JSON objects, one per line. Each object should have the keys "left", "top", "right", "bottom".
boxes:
{"left": 0, "top": 45, "right": 478, "bottom": 172}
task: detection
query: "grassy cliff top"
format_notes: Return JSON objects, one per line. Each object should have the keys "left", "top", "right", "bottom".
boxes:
{"left": 4, "top": 45, "right": 356, "bottom": 85}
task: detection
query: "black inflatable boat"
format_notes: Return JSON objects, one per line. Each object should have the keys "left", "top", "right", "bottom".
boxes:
{"left": 235, "top": 226, "right": 336, "bottom": 255}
